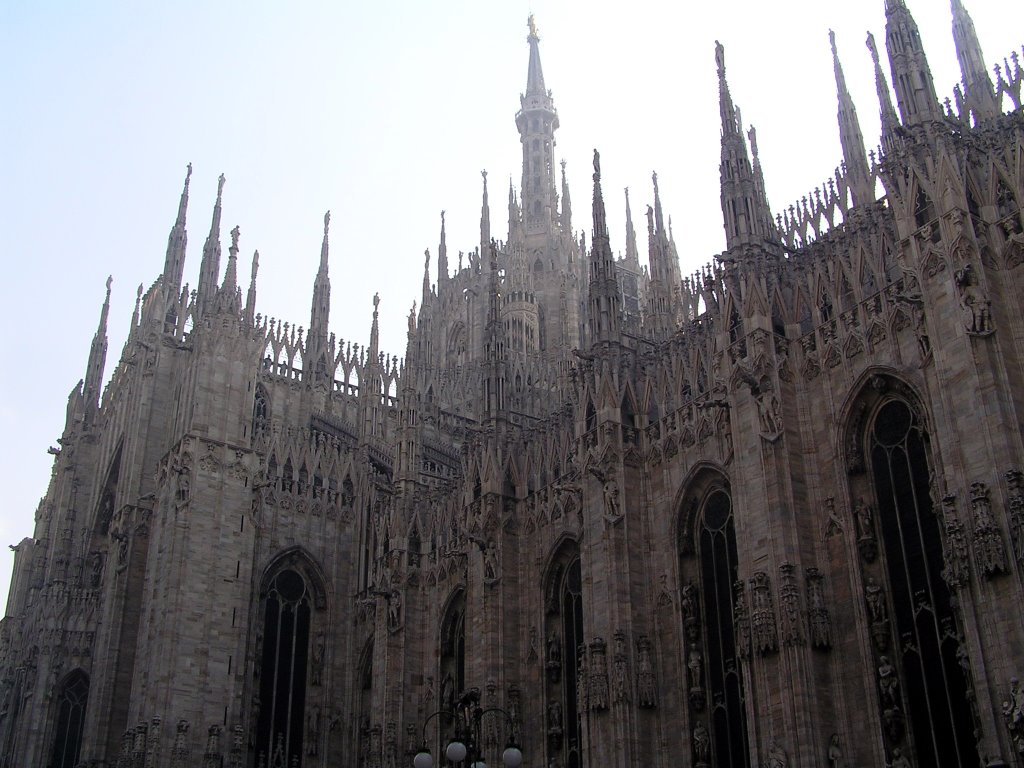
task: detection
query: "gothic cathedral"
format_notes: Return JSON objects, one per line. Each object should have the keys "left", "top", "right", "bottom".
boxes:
{"left": 3, "top": 2, "right": 1024, "bottom": 767}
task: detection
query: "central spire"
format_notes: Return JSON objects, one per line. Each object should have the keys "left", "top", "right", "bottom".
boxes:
{"left": 516, "top": 15, "right": 559, "bottom": 239}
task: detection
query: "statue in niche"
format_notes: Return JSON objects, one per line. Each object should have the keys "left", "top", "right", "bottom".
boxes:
{"left": 482, "top": 540, "right": 499, "bottom": 583}
{"left": 890, "top": 748, "right": 911, "bottom": 768}
{"left": 692, "top": 721, "right": 710, "bottom": 764}
{"left": 687, "top": 649, "right": 703, "bottom": 690}
{"left": 547, "top": 700, "right": 562, "bottom": 734}
{"left": 827, "top": 733, "right": 842, "bottom": 768}
{"left": 878, "top": 655, "right": 899, "bottom": 707}
{"left": 310, "top": 632, "right": 325, "bottom": 685}
{"left": 546, "top": 632, "right": 562, "bottom": 683}
{"left": 955, "top": 263, "right": 994, "bottom": 335}
{"left": 765, "top": 737, "right": 787, "bottom": 768}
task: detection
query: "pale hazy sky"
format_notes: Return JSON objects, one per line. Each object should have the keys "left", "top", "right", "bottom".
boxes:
{"left": 1, "top": 0, "right": 1020, "bottom": 605}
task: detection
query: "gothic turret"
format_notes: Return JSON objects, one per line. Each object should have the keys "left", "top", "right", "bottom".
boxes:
{"left": 717, "top": 42, "right": 775, "bottom": 250}
{"left": 884, "top": 0, "right": 942, "bottom": 126}
{"left": 588, "top": 150, "right": 620, "bottom": 344}
{"left": 516, "top": 15, "right": 559, "bottom": 238}
{"left": 951, "top": 0, "right": 999, "bottom": 121}
{"left": 196, "top": 174, "right": 225, "bottom": 319}
{"left": 83, "top": 276, "right": 112, "bottom": 416}
{"left": 830, "top": 31, "right": 873, "bottom": 207}
{"left": 624, "top": 187, "right": 640, "bottom": 264}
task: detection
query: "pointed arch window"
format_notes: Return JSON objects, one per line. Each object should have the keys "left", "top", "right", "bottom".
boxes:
{"left": 544, "top": 543, "right": 585, "bottom": 768}
{"left": 253, "top": 555, "right": 326, "bottom": 768}
{"left": 679, "top": 477, "right": 750, "bottom": 768}
{"left": 49, "top": 671, "right": 89, "bottom": 768}
{"left": 866, "top": 397, "right": 974, "bottom": 765}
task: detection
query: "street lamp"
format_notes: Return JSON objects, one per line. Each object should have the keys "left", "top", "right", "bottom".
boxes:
{"left": 413, "top": 688, "right": 523, "bottom": 768}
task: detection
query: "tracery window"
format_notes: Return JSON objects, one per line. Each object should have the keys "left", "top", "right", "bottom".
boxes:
{"left": 49, "top": 671, "right": 89, "bottom": 768}
{"left": 544, "top": 542, "right": 585, "bottom": 768}
{"left": 679, "top": 476, "right": 750, "bottom": 768}
{"left": 867, "top": 397, "right": 974, "bottom": 765}
{"left": 254, "top": 567, "right": 314, "bottom": 766}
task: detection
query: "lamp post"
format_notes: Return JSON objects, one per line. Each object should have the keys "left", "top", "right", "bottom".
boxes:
{"left": 413, "top": 688, "right": 523, "bottom": 768}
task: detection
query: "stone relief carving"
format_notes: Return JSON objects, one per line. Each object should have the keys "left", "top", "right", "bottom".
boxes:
{"left": 853, "top": 498, "right": 877, "bottom": 562}
{"left": 733, "top": 580, "right": 751, "bottom": 660}
{"left": 546, "top": 631, "right": 562, "bottom": 683}
{"left": 680, "top": 581, "right": 700, "bottom": 640}
{"left": 969, "top": 481, "right": 1008, "bottom": 577}
{"left": 611, "top": 630, "right": 630, "bottom": 704}
{"left": 778, "top": 562, "right": 804, "bottom": 647}
{"left": 588, "top": 637, "right": 609, "bottom": 710}
{"left": 939, "top": 494, "right": 971, "bottom": 590}
{"left": 635, "top": 635, "right": 657, "bottom": 709}
{"left": 1003, "top": 676, "right": 1024, "bottom": 760}
{"left": 954, "top": 263, "right": 994, "bottom": 336}
{"left": 805, "top": 568, "right": 832, "bottom": 650}
{"left": 1007, "top": 469, "right": 1024, "bottom": 568}
{"left": 749, "top": 571, "right": 779, "bottom": 655}
{"left": 864, "top": 578, "right": 890, "bottom": 652}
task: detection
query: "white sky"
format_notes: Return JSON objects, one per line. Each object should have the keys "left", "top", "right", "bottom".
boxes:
{"left": 1, "top": 0, "right": 1020, "bottom": 606}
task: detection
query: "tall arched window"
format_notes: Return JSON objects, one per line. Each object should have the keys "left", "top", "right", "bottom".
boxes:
{"left": 868, "top": 397, "right": 974, "bottom": 765}
{"left": 254, "top": 554, "right": 327, "bottom": 768}
{"left": 679, "top": 473, "right": 750, "bottom": 768}
{"left": 697, "top": 489, "right": 749, "bottom": 768}
{"left": 439, "top": 590, "right": 466, "bottom": 713}
{"left": 49, "top": 670, "right": 89, "bottom": 768}
{"left": 544, "top": 541, "right": 584, "bottom": 768}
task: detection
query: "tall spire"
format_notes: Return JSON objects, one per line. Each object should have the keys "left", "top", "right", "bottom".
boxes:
{"left": 646, "top": 174, "right": 676, "bottom": 340}
{"left": 162, "top": 164, "right": 191, "bottom": 300}
{"left": 867, "top": 32, "right": 901, "bottom": 146}
{"left": 196, "top": 174, "right": 225, "bottom": 319}
{"left": 83, "top": 276, "right": 112, "bottom": 413}
{"left": 525, "top": 14, "right": 546, "bottom": 97}
{"left": 951, "top": 0, "right": 999, "bottom": 121}
{"left": 624, "top": 188, "right": 639, "bottom": 264}
{"left": 560, "top": 159, "right": 572, "bottom": 235}
{"left": 422, "top": 249, "right": 432, "bottom": 307}
{"left": 716, "top": 42, "right": 775, "bottom": 250}
{"left": 480, "top": 170, "right": 491, "bottom": 258}
{"left": 309, "top": 211, "right": 332, "bottom": 345}
{"left": 831, "top": 31, "right": 873, "bottom": 207}
{"left": 437, "top": 210, "right": 448, "bottom": 288}
{"left": 244, "top": 250, "right": 259, "bottom": 325}
{"left": 884, "top": 0, "right": 942, "bottom": 126}
{"left": 222, "top": 225, "right": 240, "bottom": 293}
{"left": 516, "top": 15, "right": 559, "bottom": 240}
{"left": 588, "top": 149, "right": 621, "bottom": 344}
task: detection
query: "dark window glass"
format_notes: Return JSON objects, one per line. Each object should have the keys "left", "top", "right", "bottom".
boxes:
{"left": 698, "top": 490, "right": 750, "bottom": 768}
{"left": 562, "top": 557, "right": 584, "bottom": 768}
{"left": 255, "top": 569, "right": 311, "bottom": 766}
{"left": 50, "top": 672, "right": 89, "bottom": 768}
{"left": 870, "top": 399, "right": 975, "bottom": 765}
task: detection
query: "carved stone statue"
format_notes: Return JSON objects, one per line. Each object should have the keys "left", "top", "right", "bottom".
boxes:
{"left": 765, "top": 737, "right": 787, "bottom": 768}
{"left": 692, "top": 720, "right": 710, "bottom": 763}
{"left": 827, "top": 733, "right": 841, "bottom": 768}
{"left": 878, "top": 655, "right": 899, "bottom": 707}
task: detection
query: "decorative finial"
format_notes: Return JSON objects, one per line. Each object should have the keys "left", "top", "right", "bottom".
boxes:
{"left": 441, "top": 209, "right": 446, "bottom": 224}
{"left": 185, "top": 163, "right": 192, "bottom": 182}
{"left": 829, "top": 29, "right": 837, "bottom": 54}
{"left": 424, "top": 249, "right": 430, "bottom": 268}
{"left": 528, "top": 14, "right": 538, "bottom": 39}
{"left": 105, "top": 275, "right": 113, "bottom": 294}
{"left": 593, "top": 149, "right": 601, "bottom": 179}
{"left": 230, "top": 225, "right": 240, "bottom": 250}
{"left": 866, "top": 32, "right": 880, "bottom": 64}
{"left": 373, "top": 292, "right": 380, "bottom": 309}
{"left": 324, "top": 210, "right": 331, "bottom": 234}
{"left": 482, "top": 169, "right": 488, "bottom": 181}
{"left": 216, "top": 173, "right": 226, "bottom": 198}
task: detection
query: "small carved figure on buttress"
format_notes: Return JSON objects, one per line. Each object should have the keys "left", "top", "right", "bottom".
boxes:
{"left": 603, "top": 477, "right": 621, "bottom": 522}
{"left": 854, "top": 498, "right": 873, "bottom": 540}
{"left": 692, "top": 721, "right": 710, "bottom": 762}
{"left": 827, "top": 733, "right": 841, "bottom": 768}
{"left": 878, "top": 656, "right": 898, "bottom": 706}
{"left": 311, "top": 633, "right": 325, "bottom": 685}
